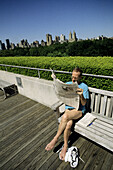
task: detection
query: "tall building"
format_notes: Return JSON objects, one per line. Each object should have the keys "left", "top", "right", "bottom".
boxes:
{"left": 19, "top": 39, "right": 24, "bottom": 48}
{"left": 73, "top": 31, "right": 77, "bottom": 41}
{"left": 34, "top": 41, "right": 39, "bottom": 47}
{"left": 55, "top": 36, "right": 60, "bottom": 42}
{"left": 46, "top": 34, "right": 52, "bottom": 46}
{"left": 1, "top": 43, "right": 6, "bottom": 50}
{"left": 60, "top": 34, "right": 65, "bottom": 41}
{"left": 41, "top": 40, "right": 46, "bottom": 46}
{"left": 59, "top": 34, "right": 68, "bottom": 44}
{"left": 19, "top": 39, "right": 29, "bottom": 48}
{"left": 69, "top": 31, "right": 77, "bottom": 42}
{"left": 6, "top": 39, "right": 11, "bottom": 50}
{"left": 24, "top": 39, "right": 29, "bottom": 47}
{"left": 0, "top": 40, "right": 2, "bottom": 50}
{"left": 11, "top": 43, "right": 15, "bottom": 49}
{"left": 0, "top": 40, "right": 6, "bottom": 50}
{"left": 69, "top": 31, "right": 72, "bottom": 41}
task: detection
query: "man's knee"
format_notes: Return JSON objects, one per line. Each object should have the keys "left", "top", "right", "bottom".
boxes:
{"left": 62, "top": 111, "right": 69, "bottom": 122}
{"left": 66, "top": 120, "right": 73, "bottom": 130}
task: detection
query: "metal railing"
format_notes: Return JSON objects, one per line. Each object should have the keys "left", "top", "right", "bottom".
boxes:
{"left": 0, "top": 64, "right": 113, "bottom": 79}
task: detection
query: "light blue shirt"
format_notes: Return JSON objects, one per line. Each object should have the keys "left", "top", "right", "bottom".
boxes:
{"left": 65, "top": 81, "right": 89, "bottom": 114}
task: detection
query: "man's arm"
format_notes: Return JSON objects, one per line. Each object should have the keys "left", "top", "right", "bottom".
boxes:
{"left": 76, "top": 88, "right": 86, "bottom": 106}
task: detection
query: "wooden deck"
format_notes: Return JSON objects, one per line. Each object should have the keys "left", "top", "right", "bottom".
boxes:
{"left": 0, "top": 94, "right": 113, "bottom": 170}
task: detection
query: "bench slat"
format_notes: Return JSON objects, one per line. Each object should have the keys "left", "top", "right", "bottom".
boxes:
{"left": 92, "top": 112, "right": 113, "bottom": 125}
{"left": 75, "top": 125, "right": 113, "bottom": 151}
{"left": 76, "top": 122, "right": 113, "bottom": 141}
{"left": 91, "top": 93, "right": 95, "bottom": 112}
{"left": 95, "top": 119, "right": 113, "bottom": 130}
{"left": 95, "top": 94, "right": 101, "bottom": 113}
{"left": 93, "top": 121, "right": 113, "bottom": 134}
{"left": 108, "top": 97, "right": 113, "bottom": 118}
{"left": 91, "top": 124, "right": 113, "bottom": 139}
{"left": 101, "top": 96, "right": 107, "bottom": 116}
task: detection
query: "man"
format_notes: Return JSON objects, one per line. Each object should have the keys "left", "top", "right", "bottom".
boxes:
{"left": 45, "top": 67, "right": 89, "bottom": 160}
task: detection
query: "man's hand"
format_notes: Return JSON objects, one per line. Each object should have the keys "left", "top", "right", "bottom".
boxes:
{"left": 76, "top": 88, "right": 86, "bottom": 106}
{"left": 76, "top": 88, "right": 83, "bottom": 96}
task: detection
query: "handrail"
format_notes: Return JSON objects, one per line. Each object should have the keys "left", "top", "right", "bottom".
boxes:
{"left": 0, "top": 64, "right": 113, "bottom": 79}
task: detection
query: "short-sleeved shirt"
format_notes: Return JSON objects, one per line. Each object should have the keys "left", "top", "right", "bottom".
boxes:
{"left": 65, "top": 81, "right": 89, "bottom": 114}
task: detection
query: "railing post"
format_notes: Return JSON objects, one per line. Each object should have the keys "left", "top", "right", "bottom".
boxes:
{"left": 5, "top": 66, "right": 7, "bottom": 71}
{"left": 38, "top": 69, "right": 40, "bottom": 78}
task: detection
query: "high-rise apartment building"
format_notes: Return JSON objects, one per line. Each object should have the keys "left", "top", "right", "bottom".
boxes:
{"left": 69, "top": 31, "right": 77, "bottom": 42}
{"left": 46, "top": 34, "right": 52, "bottom": 46}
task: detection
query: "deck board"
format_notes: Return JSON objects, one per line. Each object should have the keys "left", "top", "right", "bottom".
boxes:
{"left": 0, "top": 94, "right": 113, "bottom": 170}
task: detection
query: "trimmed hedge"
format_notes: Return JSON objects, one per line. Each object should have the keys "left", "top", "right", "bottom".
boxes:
{"left": 0, "top": 56, "right": 113, "bottom": 91}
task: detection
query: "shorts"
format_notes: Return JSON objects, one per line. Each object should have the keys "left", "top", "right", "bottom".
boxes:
{"left": 67, "top": 107, "right": 86, "bottom": 115}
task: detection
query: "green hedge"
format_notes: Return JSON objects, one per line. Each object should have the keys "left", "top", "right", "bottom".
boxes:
{"left": 0, "top": 56, "right": 113, "bottom": 91}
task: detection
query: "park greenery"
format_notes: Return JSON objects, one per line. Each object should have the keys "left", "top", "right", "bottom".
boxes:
{"left": 0, "top": 39, "right": 113, "bottom": 57}
{"left": 0, "top": 56, "right": 113, "bottom": 91}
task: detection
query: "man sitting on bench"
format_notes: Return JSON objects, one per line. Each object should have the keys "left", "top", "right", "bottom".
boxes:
{"left": 45, "top": 67, "right": 89, "bottom": 160}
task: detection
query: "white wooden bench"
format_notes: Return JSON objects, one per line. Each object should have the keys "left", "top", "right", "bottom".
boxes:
{"left": 0, "top": 79, "right": 18, "bottom": 99}
{"left": 51, "top": 87, "right": 113, "bottom": 152}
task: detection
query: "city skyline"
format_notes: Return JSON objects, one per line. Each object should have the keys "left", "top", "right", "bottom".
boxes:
{"left": 0, "top": 31, "right": 78, "bottom": 50}
{"left": 0, "top": 0, "right": 113, "bottom": 45}
{"left": 0, "top": 31, "right": 110, "bottom": 50}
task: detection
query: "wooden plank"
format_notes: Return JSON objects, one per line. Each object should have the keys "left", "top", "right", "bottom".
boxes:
{"left": 75, "top": 125, "right": 113, "bottom": 151}
{"left": 0, "top": 99, "right": 37, "bottom": 124}
{"left": 101, "top": 152, "right": 113, "bottom": 170}
{"left": 90, "top": 93, "right": 95, "bottom": 113}
{"left": 0, "top": 107, "right": 56, "bottom": 167}
{"left": 101, "top": 96, "right": 107, "bottom": 116}
{"left": 107, "top": 97, "right": 113, "bottom": 118}
{"left": 82, "top": 146, "right": 107, "bottom": 170}
{"left": 0, "top": 103, "right": 42, "bottom": 133}
{"left": 95, "top": 94, "right": 101, "bottom": 113}
{"left": 106, "top": 97, "right": 112, "bottom": 117}
{"left": 1, "top": 120, "right": 57, "bottom": 169}
{"left": 95, "top": 119, "right": 113, "bottom": 130}
{"left": 75, "top": 120, "right": 113, "bottom": 141}
{"left": 0, "top": 94, "right": 29, "bottom": 115}
{"left": 91, "top": 123, "right": 113, "bottom": 139}
{"left": 91, "top": 112, "right": 113, "bottom": 125}
{"left": 24, "top": 131, "right": 63, "bottom": 170}
{"left": 112, "top": 106, "right": 113, "bottom": 118}
{"left": 0, "top": 107, "right": 53, "bottom": 150}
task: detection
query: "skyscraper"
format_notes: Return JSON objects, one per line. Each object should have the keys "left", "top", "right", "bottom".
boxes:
{"left": 6, "top": 39, "right": 11, "bottom": 50}
{"left": 46, "top": 34, "right": 52, "bottom": 46}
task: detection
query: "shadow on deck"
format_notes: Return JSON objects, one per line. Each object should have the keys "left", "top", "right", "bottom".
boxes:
{"left": 0, "top": 94, "right": 113, "bottom": 170}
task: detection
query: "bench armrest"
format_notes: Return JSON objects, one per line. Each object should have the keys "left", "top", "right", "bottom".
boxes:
{"left": 51, "top": 101, "right": 64, "bottom": 111}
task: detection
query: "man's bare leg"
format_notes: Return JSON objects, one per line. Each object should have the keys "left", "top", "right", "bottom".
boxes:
{"left": 45, "top": 109, "right": 82, "bottom": 151}
{"left": 59, "top": 120, "right": 73, "bottom": 160}
{"left": 45, "top": 112, "right": 69, "bottom": 151}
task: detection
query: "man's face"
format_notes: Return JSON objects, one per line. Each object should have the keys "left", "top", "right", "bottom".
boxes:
{"left": 72, "top": 71, "right": 81, "bottom": 83}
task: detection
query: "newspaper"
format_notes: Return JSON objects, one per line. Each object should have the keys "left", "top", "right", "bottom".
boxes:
{"left": 76, "top": 113, "right": 97, "bottom": 127}
{"left": 51, "top": 70, "right": 79, "bottom": 109}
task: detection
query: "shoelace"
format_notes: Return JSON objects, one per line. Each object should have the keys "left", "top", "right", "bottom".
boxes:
{"left": 79, "top": 156, "right": 85, "bottom": 163}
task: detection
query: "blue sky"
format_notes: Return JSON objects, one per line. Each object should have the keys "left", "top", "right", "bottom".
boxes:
{"left": 0, "top": 0, "right": 113, "bottom": 45}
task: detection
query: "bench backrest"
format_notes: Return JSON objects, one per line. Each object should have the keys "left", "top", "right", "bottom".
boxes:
{"left": 88, "top": 87, "right": 113, "bottom": 118}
